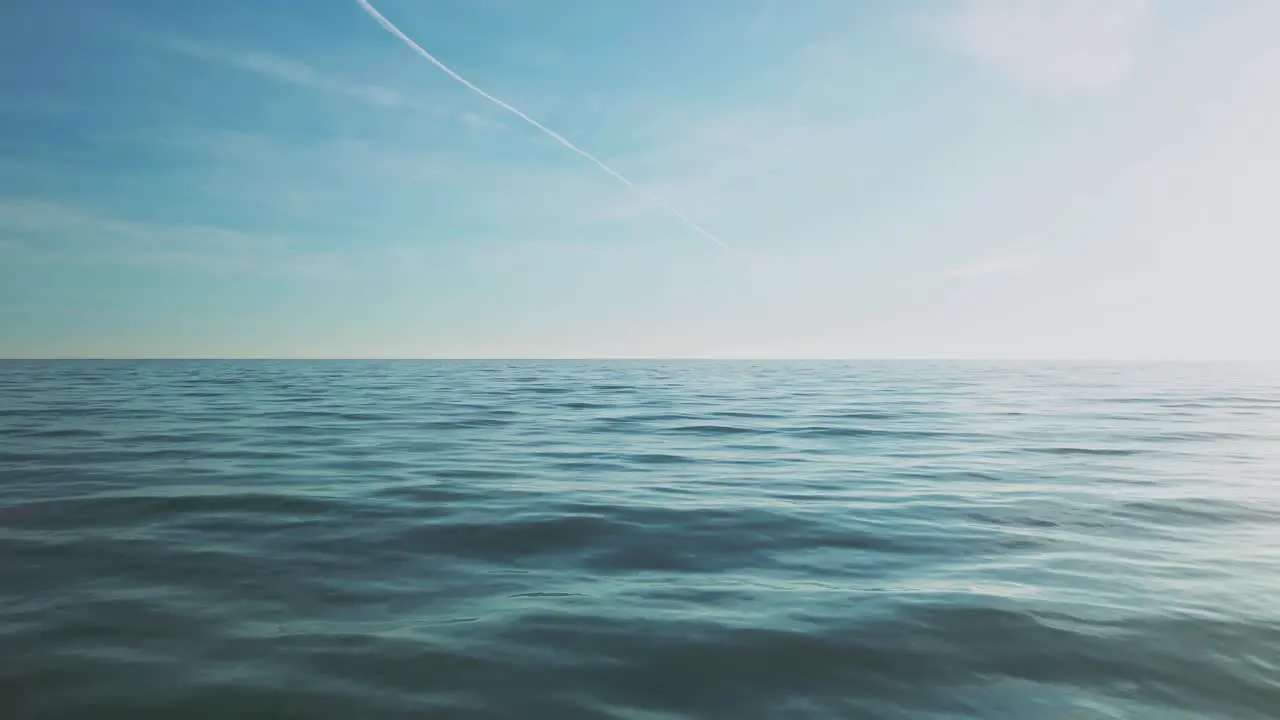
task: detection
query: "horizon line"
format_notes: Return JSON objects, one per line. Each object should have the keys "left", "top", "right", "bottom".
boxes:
{"left": 0, "top": 356, "right": 1273, "bottom": 363}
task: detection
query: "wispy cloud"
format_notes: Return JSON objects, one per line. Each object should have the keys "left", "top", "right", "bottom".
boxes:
{"left": 0, "top": 196, "right": 468, "bottom": 282}
{"left": 928, "top": 0, "right": 1152, "bottom": 93}
{"left": 161, "top": 36, "right": 407, "bottom": 108}
{"left": 0, "top": 198, "right": 330, "bottom": 276}
{"left": 945, "top": 255, "right": 1038, "bottom": 278}
{"left": 457, "top": 111, "right": 503, "bottom": 132}
{"left": 157, "top": 35, "right": 504, "bottom": 132}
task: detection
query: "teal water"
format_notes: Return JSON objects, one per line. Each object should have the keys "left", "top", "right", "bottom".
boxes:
{"left": 2, "top": 360, "right": 1278, "bottom": 719}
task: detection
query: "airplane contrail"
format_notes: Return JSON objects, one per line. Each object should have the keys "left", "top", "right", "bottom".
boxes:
{"left": 355, "top": 0, "right": 730, "bottom": 250}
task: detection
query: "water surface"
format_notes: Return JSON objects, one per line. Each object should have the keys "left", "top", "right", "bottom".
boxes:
{"left": 2, "top": 360, "right": 1278, "bottom": 718}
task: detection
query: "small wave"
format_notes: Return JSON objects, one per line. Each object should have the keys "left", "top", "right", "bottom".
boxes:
{"left": 368, "top": 483, "right": 484, "bottom": 504}
{"left": 808, "top": 411, "right": 900, "bottom": 421}
{"left": 793, "top": 426, "right": 950, "bottom": 440}
{"left": 428, "top": 468, "right": 528, "bottom": 480}
{"left": 610, "top": 413, "right": 700, "bottom": 424}
{"left": 624, "top": 453, "right": 696, "bottom": 465}
{"left": 417, "top": 418, "right": 511, "bottom": 430}
{"left": 1134, "top": 430, "right": 1256, "bottom": 443}
{"left": 11, "top": 427, "right": 101, "bottom": 439}
{"left": 124, "top": 432, "right": 238, "bottom": 445}
{"left": 21, "top": 491, "right": 370, "bottom": 529}
{"left": 712, "top": 410, "right": 784, "bottom": 420}
{"left": 1025, "top": 446, "right": 1139, "bottom": 457}
{"left": 1116, "top": 498, "right": 1279, "bottom": 526}
{"left": 396, "top": 513, "right": 631, "bottom": 562}
{"left": 522, "top": 386, "right": 571, "bottom": 395}
{"left": 965, "top": 510, "right": 1062, "bottom": 529}
{"left": 667, "top": 424, "right": 759, "bottom": 436}
{"left": 318, "top": 458, "right": 415, "bottom": 473}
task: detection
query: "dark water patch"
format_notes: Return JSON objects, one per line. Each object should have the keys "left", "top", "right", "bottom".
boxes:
{"left": 560, "top": 401, "right": 608, "bottom": 409}
{"left": 10, "top": 427, "right": 103, "bottom": 439}
{"left": 428, "top": 468, "right": 529, "bottom": 481}
{"left": 252, "top": 409, "right": 354, "bottom": 421}
{"left": 711, "top": 410, "right": 784, "bottom": 420}
{"left": 520, "top": 386, "right": 571, "bottom": 395}
{"left": 1, "top": 406, "right": 165, "bottom": 420}
{"left": 394, "top": 513, "right": 634, "bottom": 563}
{"left": 317, "top": 457, "right": 417, "bottom": 473}
{"left": 418, "top": 418, "right": 512, "bottom": 430}
{"left": 609, "top": 413, "right": 701, "bottom": 424}
{"left": 624, "top": 453, "right": 696, "bottom": 465}
{"left": 123, "top": 431, "right": 247, "bottom": 447}
{"left": 808, "top": 411, "right": 901, "bottom": 421}
{"left": 22, "top": 492, "right": 373, "bottom": 529}
{"left": 366, "top": 483, "right": 486, "bottom": 505}
{"left": 965, "top": 509, "right": 1063, "bottom": 530}
{"left": 493, "top": 613, "right": 968, "bottom": 714}
{"left": 720, "top": 441, "right": 795, "bottom": 453}
{"left": 550, "top": 460, "right": 632, "bottom": 472}
{"left": 171, "top": 390, "right": 229, "bottom": 399}
{"left": 666, "top": 424, "right": 760, "bottom": 436}
{"left": 334, "top": 412, "right": 398, "bottom": 422}
{"left": 1134, "top": 430, "right": 1256, "bottom": 443}
{"left": 1024, "top": 446, "right": 1140, "bottom": 457}
{"left": 1116, "top": 497, "right": 1279, "bottom": 526}
{"left": 792, "top": 426, "right": 954, "bottom": 440}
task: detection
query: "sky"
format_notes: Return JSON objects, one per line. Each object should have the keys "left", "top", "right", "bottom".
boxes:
{"left": 1, "top": 0, "right": 1277, "bottom": 359}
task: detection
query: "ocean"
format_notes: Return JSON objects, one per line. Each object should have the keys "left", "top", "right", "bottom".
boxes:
{"left": 1, "top": 360, "right": 1278, "bottom": 719}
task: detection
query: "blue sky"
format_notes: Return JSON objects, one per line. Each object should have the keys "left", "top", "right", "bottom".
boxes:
{"left": 1, "top": 0, "right": 1277, "bottom": 359}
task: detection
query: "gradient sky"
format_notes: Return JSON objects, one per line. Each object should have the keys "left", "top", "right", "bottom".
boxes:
{"left": 1, "top": 0, "right": 1277, "bottom": 359}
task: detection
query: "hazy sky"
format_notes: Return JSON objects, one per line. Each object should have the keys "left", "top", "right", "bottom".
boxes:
{"left": 1, "top": 0, "right": 1277, "bottom": 359}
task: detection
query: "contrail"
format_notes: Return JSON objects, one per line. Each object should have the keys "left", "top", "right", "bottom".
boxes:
{"left": 355, "top": 0, "right": 730, "bottom": 250}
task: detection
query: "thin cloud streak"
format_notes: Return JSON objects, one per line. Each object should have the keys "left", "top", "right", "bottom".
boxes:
{"left": 162, "top": 37, "right": 405, "bottom": 108}
{"left": 0, "top": 198, "right": 320, "bottom": 277}
{"left": 355, "top": 0, "right": 730, "bottom": 250}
